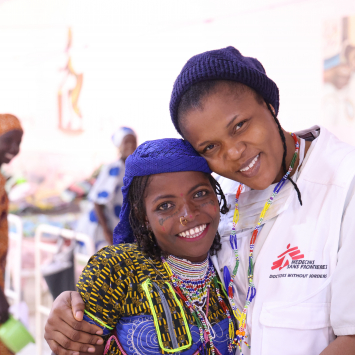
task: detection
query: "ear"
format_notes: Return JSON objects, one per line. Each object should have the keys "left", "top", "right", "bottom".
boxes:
{"left": 269, "top": 104, "right": 276, "bottom": 115}
{"left": 144, "top": 217, "right": 151, "bottom": 230}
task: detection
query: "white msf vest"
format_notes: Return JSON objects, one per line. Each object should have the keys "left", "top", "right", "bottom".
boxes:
{"left": 212, "top": 127, "right": 355, "bottom": 355}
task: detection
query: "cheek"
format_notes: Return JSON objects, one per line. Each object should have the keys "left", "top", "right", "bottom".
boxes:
{"left": 203, "top": 199, "right": 220, "bottom": 219}
{"left": 203, "top": 158, "right": 223, "bottom": 176}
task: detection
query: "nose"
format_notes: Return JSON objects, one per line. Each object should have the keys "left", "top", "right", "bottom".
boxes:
{"left": 225, "top": 142, "right": 246, "bottom": 162}
{"left": 180, "top": 201, "right": 200, "bottom": 224}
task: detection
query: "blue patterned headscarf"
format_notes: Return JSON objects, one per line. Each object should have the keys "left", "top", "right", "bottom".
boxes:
{"left": 113, "top": 138, "right": 212, "bottom": 244}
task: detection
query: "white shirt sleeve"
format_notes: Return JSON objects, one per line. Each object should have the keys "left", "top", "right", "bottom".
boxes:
{"left": 330, "top": 176, "right": 355, "bottom": 336}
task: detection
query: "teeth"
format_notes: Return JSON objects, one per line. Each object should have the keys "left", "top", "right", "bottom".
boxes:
{"left": 178, "top": 224, "right": 207, "bottom": 238}
{"left": 240, "top": 155, "right": 259, "bottom": 172}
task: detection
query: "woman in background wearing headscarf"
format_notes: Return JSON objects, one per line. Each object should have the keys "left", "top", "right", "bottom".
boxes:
{"left": 76, "top": 127, "right": 137, "bottom": 250}
{"left": 0, "top": 114, "right": 23, "bottom": 355}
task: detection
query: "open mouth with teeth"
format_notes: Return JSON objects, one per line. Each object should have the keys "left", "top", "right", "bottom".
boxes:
{"left": 239, "top": 154, "right": 259, "bottom": 172}
{"left": 177, "top": 224, "right": 210, "bottom": 242}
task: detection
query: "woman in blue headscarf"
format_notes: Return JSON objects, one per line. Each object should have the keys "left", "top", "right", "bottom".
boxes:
{"left": 45, "top": 138, "right": 237, "bottom": 355}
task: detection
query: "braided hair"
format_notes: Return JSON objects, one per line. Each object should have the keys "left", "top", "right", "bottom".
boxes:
{"left": 128, "top": 173, "right": 228, "bottom": 260}
{"left": 265, "top": 103, "right": 302, "bottom": 205}
{"left": 177, "top": 80, "right": 302, "bottom": 206}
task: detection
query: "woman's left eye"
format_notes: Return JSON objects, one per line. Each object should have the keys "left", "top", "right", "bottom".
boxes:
{"left": 158, "top": 202, "right": 173, "bottom": 211}
{"left": 194, "top": 190, "right": 207, "bottom": 198}
{"left": 234, "top": 120, "right": 246, "bottom": 133}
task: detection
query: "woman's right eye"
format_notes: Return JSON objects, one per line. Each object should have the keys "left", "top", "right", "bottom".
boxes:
{"left": 203, "top": 144, "right": 215, "bottom": 153}
{"left": 158, "top": 202, "right": 173, "bottom": 211}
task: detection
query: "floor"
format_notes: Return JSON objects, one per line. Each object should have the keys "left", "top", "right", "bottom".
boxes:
{"left": 11, "top": 273, "right": 53, "bottom": 355}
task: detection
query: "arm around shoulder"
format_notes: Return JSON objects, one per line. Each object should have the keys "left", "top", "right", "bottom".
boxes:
{"left": 320, "top": 335, "right": 355, "bottom": 355}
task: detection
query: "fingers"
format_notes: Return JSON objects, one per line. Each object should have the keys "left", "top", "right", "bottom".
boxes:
{"left": 48, "top": 339, "right": 99, "bottom": 355}
{"left": 52, "top": 291, "right": 102, "bottom": 335}
{"left": 46, "top": 331, "right": 98, "bottom": 353}
{"left": 45, "top": 291, "right": 105, "bottom": 355}
{"left": 70, "top": 291, "right": 85, "bottom": 321}
{"left": 45, "top": 316, "right": 104, "bottom": 345}
{"left": 68, "top": 315, "right": 103, "bottom": 336}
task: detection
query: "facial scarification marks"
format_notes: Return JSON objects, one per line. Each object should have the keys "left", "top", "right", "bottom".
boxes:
{"left": 200, "top": 199, "right": 215, "bottom": 208}
{"left": 159, "top": 211, "right": 179, "bottom": 226}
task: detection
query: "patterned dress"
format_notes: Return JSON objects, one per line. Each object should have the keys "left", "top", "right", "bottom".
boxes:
{"left": 0, "top": 173, "right": 12, "bottom": 355}
{"left": 76, "top": 160, "right": 125, "bottom": 251}
{"left": 77, "top": 244, "right": 235, "bottom": 355}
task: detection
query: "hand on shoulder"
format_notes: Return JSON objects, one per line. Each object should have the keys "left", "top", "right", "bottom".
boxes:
{"left": 44, "top": 291, "right": 104, "bottom": 355}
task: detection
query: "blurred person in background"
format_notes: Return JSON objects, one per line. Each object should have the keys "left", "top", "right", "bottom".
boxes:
{"left": 0, "top": 114, "right": 23, "bottom": 355}
{"left": 76, "top": 127, "right": 137, "bottom": 250}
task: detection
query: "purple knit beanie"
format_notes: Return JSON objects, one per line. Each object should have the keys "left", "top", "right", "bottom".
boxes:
{"left": 170, "top": 46, "right": 279, "bottom": 135}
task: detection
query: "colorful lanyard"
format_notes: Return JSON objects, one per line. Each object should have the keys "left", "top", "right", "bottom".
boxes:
{"left": 228, "top": 133, "right": 299, "bottom": 353}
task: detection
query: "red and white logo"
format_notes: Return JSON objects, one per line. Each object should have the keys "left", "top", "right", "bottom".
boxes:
{"left": 271, "top": 244, "right": 304, "bottom": 270}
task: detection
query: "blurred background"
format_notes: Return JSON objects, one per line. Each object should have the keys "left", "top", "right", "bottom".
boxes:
{"left": 0, "top": 0, "right": 354, "bottom": 354}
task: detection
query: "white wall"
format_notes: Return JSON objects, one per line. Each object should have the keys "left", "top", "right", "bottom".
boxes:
{"left": 0, "top": 0, "right": 354, "bottom": 183}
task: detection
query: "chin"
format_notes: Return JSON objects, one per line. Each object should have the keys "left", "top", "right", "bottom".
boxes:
{"left": 236, "top": 174, "right": 276, "bottom": 191}
{"left": 246, "top": 180, "right": 273, "bottom": 190}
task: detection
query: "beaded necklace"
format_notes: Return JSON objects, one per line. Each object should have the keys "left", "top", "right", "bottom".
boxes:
{"left": 162, "top": 256, "right": 235, "bottom": 355}
{"left": 228, "top": 133, "right": 299, "bottom": 354}
{"left": 166, "top": 255, "right": 211, "bottom": 305}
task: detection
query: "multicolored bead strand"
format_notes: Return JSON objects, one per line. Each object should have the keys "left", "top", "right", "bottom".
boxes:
{"left": 212, "top": 277, "right": 235, "bottom": 354}
{"left": 228, "top": 133, "right": 300, "bottom": 354}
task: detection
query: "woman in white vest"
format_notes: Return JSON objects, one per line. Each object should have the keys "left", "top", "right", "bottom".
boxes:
{"left": 168, "top": 47, "right": 355, "bottom": 355}
{"left": 44, "top": 47, "right": 355, "bottom": 355}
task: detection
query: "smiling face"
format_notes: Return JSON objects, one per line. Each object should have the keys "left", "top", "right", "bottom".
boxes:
{"left": 144, "top": 171, "right": 220, "bottom": 262}
{"left": 0, "top": 129, "right": 23, "bottom": 166}
{"left": 179, "top": 82, "right": 288, "bottom": 190}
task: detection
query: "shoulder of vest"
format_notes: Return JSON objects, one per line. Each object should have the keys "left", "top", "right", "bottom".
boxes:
{"left": 301, "top": 127, "right": 355, "bottom": 187}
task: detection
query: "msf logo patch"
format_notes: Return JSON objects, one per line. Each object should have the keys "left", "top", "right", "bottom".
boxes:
{"left": 271, "top": 244, "right": 304, "bottom": 270}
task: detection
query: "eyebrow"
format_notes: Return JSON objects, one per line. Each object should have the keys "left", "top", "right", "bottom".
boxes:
{"left": 152, "top": 194, "right": 177, "bottom": 204}
{"left": 152, "top": 183, "right": 211, "bottom": 203}
{"left": 197, "top": 115, "right": 240, "bottom": 148}
{"left": 187, "top": 182, "right": 211, "bottom": 195}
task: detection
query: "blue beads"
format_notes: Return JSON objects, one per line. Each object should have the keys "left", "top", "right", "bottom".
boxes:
{"left": 223, "top": 266, "right": 232, "bottom": 294}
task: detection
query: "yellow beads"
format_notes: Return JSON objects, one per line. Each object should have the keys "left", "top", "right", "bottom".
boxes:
{"left": 235, "top": 308, "right": 246, "bottom": 326}
{"left": 233, "top": 205, "right": 240, "bottom": 224}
